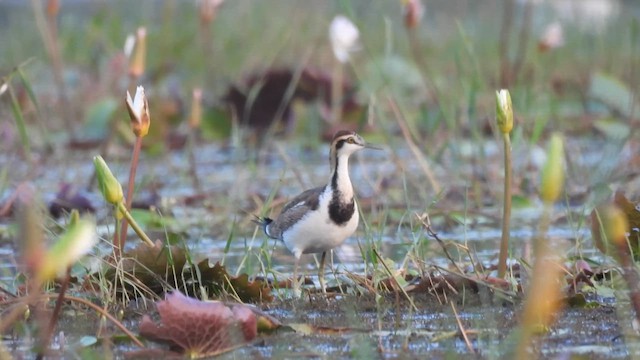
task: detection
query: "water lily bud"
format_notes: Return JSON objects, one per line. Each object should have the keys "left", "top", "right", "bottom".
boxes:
{"left": 38, "top": 217, "right": 97, "bottom": 280}
{"left": 540, "top": 134, "right": 565, "bottom": 203}
{"left": 189, "top": 88, "right": 203, "bottom": 129}
{"left": 93, "top": 156, "right": 124, "bottom": 205}
{"left": 47, "top": 0, "right": 59, "bottom": 17}
{"left": 69, "top": 209, "right": 80, "bottom": 225}
{"left": 538, "top": 22, "right": 564, "bottom": 53}
{"left": 403, "top": 0, "right": 424, "bottom": 30}
{"left": 495, "top": 89, "right": 513, "bottom": 134}
{"left": 599, "top": 205, "right": 629, "bottom": 247}
{"left": 329, "top": 15, "right": 360, "bottom": 63}
{"left": 126, "top": 85, "right": 151, "bottom": 137}
{"left": 128, "top": 27, "right": 146, "bottom": 79}
{"left": 198, "top": 0, "right": 224, "bottom": 25}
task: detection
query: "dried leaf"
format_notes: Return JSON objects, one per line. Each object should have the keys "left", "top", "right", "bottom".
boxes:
{"left": 48, "top": 183, "right": 95, "bottom": 218}
{"left": 139, "top": 291, "right": 257, "bottom": 357}
{"left": 183, "top": 261, "right": 272, "bottom": 303}
{"left": 98, "top": 240, "right": 187, "bottom": 296}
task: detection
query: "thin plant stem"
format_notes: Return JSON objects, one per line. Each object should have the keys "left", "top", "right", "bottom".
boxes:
{"left": 29, "top": 0, "right": 76, "bottom": 139}
{"left": 615, "top": 240, "right": 640, "bottom": 325}
{"left": 416, "top": 213, "right": 464, "bottom": 274}
{"left": 499, "top": 0, "right": 515, "bottom": 87}
{"left": 498, "top": 133, "right": 512, "bottom": 278}
{"left": 511, "top": 0, "right": 534, "bottom": 85}
{"left": 331, "top": 61, "right": 343, "bottom": 123}
{"left": 373, "top": 248, "right": 417, "bottom": 311}
{"left": 35, "top": 268, "right": 71, "bottom": 360}
{"left": 387, "top": 97, "right": 441, "bottom": 194}
{"left": 451, "top": 301, "right": 475, "bottom": 354}
{"left": 47, "top": 294, "right": 145, "bottom": 348}
{"left": 117, "top": 202, "right": 155, "bottom": 247}
{"left": 187, "top": 130, "right": 201, "bottom": 191}
{"left": 117, "top": 136, "right": 143, "bottom": 256}
{"left": 405, "top": 27, "right": 445, "bottom": 118}
{"left": 515, "top": 203, "right": 561, "bottom": 359}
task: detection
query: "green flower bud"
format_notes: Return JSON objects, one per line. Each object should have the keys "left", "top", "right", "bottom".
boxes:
{"left": 94, "top": 155, "right": 124, "bottom": 205}
{"left": 540, "top": 134, "right": 565, "bottom": 203}
{"left": 495, "top": 89, "right": 513, "bottom": 134}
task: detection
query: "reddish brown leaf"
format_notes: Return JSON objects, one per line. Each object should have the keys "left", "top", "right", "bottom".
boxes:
{"left": 139, "top": 291, "right": 257, "bottom": 357}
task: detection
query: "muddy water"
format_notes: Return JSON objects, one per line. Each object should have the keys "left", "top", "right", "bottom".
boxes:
{"left": 0, "top": 136, "right": 631, "bottom": 358}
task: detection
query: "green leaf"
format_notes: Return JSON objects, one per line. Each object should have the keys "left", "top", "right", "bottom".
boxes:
{"left": 16, "top": 67, "right": 39, "bottom": 113}
{"left": 589, "top": 71, "right": 639, "bottom": 119}
{"left": 594, "top": 118, "right": 630, "bottom": 140}
{"left": 83, "top": 98, "right": 118, "bottom": 140}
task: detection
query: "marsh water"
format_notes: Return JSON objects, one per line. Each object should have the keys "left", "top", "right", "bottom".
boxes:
{"left": 1, "top": 0, "right": 640, "bottom": 358}
{"left": 0, "top": 135, "right": 632, "bottom": 359}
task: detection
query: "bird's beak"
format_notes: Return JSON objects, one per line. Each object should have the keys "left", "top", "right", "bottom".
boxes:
{"left": 364, "top": 142, "right": 383, "bottom": 150}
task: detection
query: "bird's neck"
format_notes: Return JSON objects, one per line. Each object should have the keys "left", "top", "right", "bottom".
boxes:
{"left": 329, "top": 153, "right": 353, "bottom": 201}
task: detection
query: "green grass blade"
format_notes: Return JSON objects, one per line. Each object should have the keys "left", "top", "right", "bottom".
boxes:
{"left": 16, "top": 67, "right": 39, "bottom": 113}
{"left": 7, "top": 84, "right": 31, "bottom": 159}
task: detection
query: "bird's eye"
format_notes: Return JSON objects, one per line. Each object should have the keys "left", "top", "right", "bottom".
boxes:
{"left": 347, "top": 137, "right": 355, "bottom": 144}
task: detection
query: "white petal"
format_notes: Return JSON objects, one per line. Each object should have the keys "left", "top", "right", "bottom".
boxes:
{"left": 133, "top": 86, "right": 145, "bottom": 115}
{"left": 124, "top": 34, "right": 135, "bottom": 58}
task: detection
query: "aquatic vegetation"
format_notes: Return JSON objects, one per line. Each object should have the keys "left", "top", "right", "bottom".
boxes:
{"left": 0, "top": 0, "right": 639, "bottom": 358}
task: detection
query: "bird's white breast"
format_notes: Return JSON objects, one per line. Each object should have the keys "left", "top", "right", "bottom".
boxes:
{"left": 281, "top": 187, "right": 359, "bottom": 258}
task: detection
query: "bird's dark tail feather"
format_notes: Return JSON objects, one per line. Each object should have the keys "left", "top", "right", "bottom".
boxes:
{"left": 252, "top": 215, "right": 274, "bottom": 237}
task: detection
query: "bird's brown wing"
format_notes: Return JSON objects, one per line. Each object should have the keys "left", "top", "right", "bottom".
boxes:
{"left": 266, "top": 186, "right": 325, "bottom": 239}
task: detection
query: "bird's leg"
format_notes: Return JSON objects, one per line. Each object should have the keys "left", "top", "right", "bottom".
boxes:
{"left": 293, "top": 256, "right": 301, "bottom": 298}
{"left": 319, "top": 251, "right": 327, "bottom": 294}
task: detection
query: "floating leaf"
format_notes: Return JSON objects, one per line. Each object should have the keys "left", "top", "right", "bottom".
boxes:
{"left": 139, "top": 291, "right": 257, "bottom": 358}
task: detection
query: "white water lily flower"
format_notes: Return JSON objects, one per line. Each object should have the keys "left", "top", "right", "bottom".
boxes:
{"left": 329, "top": 15, "right": 360, "bottom": 63}
{"left": 126, "top": 86, "right": 150, "bottom": 137}
{"left": 539, "top": 22, "right": 564, "bottom": 51}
